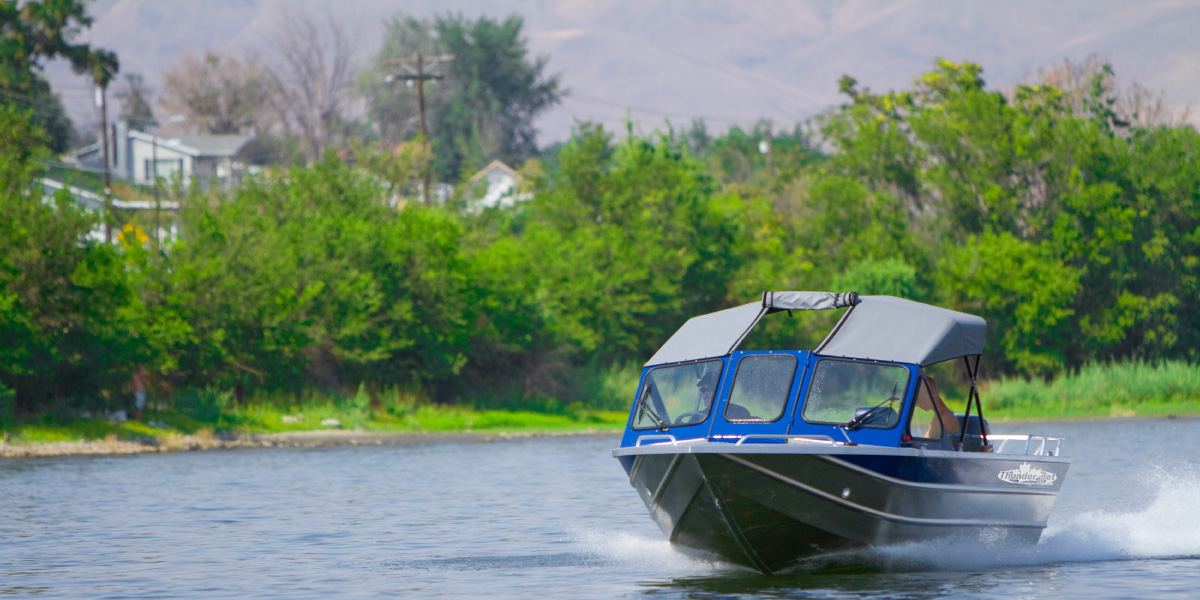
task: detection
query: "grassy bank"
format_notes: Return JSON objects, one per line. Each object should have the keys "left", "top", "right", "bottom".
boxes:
{"left": 982, "top": 360, "right": 1200, "bottom": 421}
{"left": 3, "top": 360, "right": 1198, "bottom": 451}
{"left": 0, "top": 372, "right": 640, "bottom": 449}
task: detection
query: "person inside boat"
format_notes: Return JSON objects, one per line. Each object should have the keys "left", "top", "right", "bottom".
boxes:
{"left": 696, "top": 370, "right": 720, "bottom": 408}
{"left": 912, "top": 374, "right": 960, "bottom": 439}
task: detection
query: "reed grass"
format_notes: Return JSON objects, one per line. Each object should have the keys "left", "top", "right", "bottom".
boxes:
{"left": 982, "top": 360, "right": 1200, "bottom": 420}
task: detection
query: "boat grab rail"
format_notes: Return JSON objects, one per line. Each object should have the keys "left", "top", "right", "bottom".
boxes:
{"left": 987, "top": 434, "right": 1064, "bottom": 456}
{"left": 734, "top": 434, "right": 836, "bottom": 445}
{"left": 634, "top": 434, "right": 678, "bottom": 446}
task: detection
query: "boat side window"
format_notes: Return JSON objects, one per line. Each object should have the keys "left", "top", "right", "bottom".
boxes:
{"left": 724, "top": 355, "right": 798, "bottom": 422}
{"left": 802, "top": 359, "right": 908, "bottom": 429}
{"left": 632, "top": 359, "right": 723, "bottom": 430}
{"left": 908, "top": 377, "right": 944, "bottom": 440}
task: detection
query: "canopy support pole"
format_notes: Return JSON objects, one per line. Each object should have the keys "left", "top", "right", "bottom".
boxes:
{"left": 958, "top": 355, "right": 987, "bottom": 449}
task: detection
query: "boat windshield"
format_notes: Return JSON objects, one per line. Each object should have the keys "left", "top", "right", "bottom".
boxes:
{"left": 802, "top": 359, "right": 909, "bottom": 428}
{"left": 632, "top": 359, "right": 723, "bottom": 429}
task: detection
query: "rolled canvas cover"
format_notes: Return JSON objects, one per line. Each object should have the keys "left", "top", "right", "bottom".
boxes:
{"left": 816, "top": 296, "right": 986, "bottom": 366}
{"left": 762, "top": 291, "right": 859, "bottom": 310}
{"left": 644, "top": 302, "right": 765, "bottom": 367}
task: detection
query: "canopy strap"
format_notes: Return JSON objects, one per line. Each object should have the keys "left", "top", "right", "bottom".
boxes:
{"left": 957, "top": 355, "right": 987, "bottom": 449}
{"left": 814, "top": 303, "right": 857, "bottom": 355}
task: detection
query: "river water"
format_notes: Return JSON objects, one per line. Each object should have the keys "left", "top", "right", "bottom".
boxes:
{"left": 3, "top": 418, "right": 1199, "bottom": 599}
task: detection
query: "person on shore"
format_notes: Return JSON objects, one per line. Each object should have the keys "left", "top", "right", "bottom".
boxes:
{"left": 132, "top": 366, "right": 147, "bottom": 421}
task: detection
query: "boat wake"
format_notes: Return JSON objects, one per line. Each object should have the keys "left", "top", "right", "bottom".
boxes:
{"left": 842, "top": 465, "right": 1200, "bottom": 572}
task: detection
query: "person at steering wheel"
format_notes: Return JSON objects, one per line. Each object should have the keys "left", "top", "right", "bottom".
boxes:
{"left": 675, "top": 369, "right": 720, "bottom": 425}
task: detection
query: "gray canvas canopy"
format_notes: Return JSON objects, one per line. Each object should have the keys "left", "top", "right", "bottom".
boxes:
{"left": 644, "top": 292, "right": 986, "bottom": 367}
{"left": 815, "top": 295, "right": 986, "bottom": 366}
{"left": 644, "top": 302, "right": 764, "bottom": 367}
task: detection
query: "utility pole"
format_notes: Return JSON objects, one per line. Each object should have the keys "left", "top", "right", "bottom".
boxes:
{"left": 96, "top": 84, "right": 113, "bottom": 243}
{"left": 384, "top": 52, "right": 453, "bottom": 204}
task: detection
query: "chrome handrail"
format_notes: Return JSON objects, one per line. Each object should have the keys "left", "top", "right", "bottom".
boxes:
{"left": 734, "top": 434, "right": 836, "bottom": 445}
{"left": 987, "top": 434, "right": 1064, "bottom": 456}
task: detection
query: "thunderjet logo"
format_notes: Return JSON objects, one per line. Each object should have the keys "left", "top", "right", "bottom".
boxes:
{"left": 997, "top": 462, "right": 1057, "bottom": 486}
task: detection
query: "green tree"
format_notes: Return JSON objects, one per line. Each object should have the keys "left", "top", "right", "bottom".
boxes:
{"left": 815, "top": 58, "right": 1200, "bottom": 372}
{"left": 160, "top": 155, "right": 542, "bottom": 399}
{"left": 0, "top": 0, "right": 118, "bottom": 151}
{"left": 0, "top": 106, "right": 142, "bottom": 417}
{"left": 364, "top": 13, "right": 563, "bottom": 181}
{"left": 521, "top": 124, "right": 768, "bottom": 363}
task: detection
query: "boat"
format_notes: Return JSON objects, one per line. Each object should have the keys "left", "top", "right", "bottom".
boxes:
{"left": 613, "top": 292, "right": 1069, "bottom": 573}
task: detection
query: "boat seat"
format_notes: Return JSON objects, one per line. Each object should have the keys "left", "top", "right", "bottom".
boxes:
{"left": 725, "top": 403, "right": 755, "bottom": 421}
{"left": 954, "top": 414, "right": 990, "bottom": 452}
{"left": 955, "top": 414, "right": 988, "bottom": 434}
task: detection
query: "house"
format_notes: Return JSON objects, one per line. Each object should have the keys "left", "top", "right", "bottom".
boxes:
{"left": 75, "top": 121, "right": 253, "bottom": 190}
{"left": 467, "top": 159, "right": 531, "bottom": 208}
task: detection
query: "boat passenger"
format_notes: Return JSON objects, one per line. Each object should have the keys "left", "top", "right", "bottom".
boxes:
{"left": 913, "top": 375, "right": 959, "bottom": 439}
{"left": 697, "top": 370, "right": 715, "bottom": 393}
{"left": 696, "top": 370, "right": 719, "bottom": 409}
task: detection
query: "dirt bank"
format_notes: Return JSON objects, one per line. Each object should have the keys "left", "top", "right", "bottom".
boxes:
{"left": 0, "top": 428, "right": 620, "bottom": 459}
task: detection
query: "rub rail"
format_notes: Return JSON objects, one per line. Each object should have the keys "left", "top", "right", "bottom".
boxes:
{"left": 734, "top": 434, "right": 836, "bottom": 445}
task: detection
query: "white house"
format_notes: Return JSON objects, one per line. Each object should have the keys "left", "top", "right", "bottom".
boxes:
{"left": 129, "top": 131, "right": 251, "bottom": 188}
{"left": 468, "top": 160, "right": 531, "bottom": 208}
{"left": 75, "top": 121, "right": 252, "bottom": 190}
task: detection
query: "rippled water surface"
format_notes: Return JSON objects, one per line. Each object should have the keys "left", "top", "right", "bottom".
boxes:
{"left": 3, "top": 418, "right": 1200, "bottom": 599}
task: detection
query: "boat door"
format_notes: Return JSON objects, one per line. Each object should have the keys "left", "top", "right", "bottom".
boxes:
{"left": 707, "top": 350, "right": 808, "bottom": 443}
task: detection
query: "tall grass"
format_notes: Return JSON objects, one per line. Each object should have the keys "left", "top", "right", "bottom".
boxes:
{"left": 219, "top": 380, "right": 628, "bottom": 434}
{"left": 983, "top": 360, "right": 1200, "bottom": 419}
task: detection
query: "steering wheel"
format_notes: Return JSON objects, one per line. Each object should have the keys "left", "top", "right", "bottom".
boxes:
{"left": 674, "top": 411, "right": 706, "bottom": 425}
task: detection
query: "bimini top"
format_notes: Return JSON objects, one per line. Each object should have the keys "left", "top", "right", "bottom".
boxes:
{"left": 644, "top": 292, "right": 986, "bottom": 368}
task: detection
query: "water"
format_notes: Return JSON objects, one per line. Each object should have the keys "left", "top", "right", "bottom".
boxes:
{"left": 3, "top": 418, "right": 1200, "bottom": 599}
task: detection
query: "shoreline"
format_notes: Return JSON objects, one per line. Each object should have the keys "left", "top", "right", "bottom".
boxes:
{"left": 0, "top": 428, "right": 623, "bottom": 459}
{"left": 4, "top": 413, "right": 1197, "bottom": 459}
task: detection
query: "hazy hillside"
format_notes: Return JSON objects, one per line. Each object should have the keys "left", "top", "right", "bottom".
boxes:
{"left": 48, "top": 0, "right": 1200, "bottom": 144}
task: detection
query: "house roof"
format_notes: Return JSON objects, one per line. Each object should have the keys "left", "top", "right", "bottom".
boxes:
{"left": 129, "top": 131, "right": 252, "bottom": 157}
{"left": 74, "top": 142, "right": 102, "bottom": 159}
{"left": 468, "top": 159, "right": 519, "bottom": 183}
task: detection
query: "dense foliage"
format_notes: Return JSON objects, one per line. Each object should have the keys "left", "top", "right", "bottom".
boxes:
{"left": 3, "top": 57, "right": 1199, "bottom": 420}
{"left": 0, "top": 0, "right": 118, "bottom": 151}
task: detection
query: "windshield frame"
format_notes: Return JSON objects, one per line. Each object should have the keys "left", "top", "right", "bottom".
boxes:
{"left": 630, "top": 358, "right": 725, "bottom": 431}
{"left": 799, "top": 357, "right": 911, "bottom": 430}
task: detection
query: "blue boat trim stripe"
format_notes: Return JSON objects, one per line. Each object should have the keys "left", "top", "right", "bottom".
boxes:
{"left": 815, "top": 455, "right": 1060, "bottom": 496}
{"left": 720, "top": 454, "right": 1048, "bottom": 528}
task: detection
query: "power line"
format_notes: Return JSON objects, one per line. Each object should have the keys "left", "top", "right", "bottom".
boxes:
{"left": 0, "top": 89, "right": 82, "bottom": 121}
{"left": 568, "top": 93, "right": 804, "bottom": 126}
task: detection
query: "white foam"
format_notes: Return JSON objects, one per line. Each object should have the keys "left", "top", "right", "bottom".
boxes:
{"left": 1040, "top": 467, "right": 1200, "bottom": 562}
{"left": 571, "top": 528, "right": 732, "bottom": 573}
{"left": 864, "top": 465, "right": 1200, "bottom": 571}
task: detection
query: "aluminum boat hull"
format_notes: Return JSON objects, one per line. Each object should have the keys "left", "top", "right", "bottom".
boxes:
{"left": 613, "top": 442, "right": 1069, "bottom": 573}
